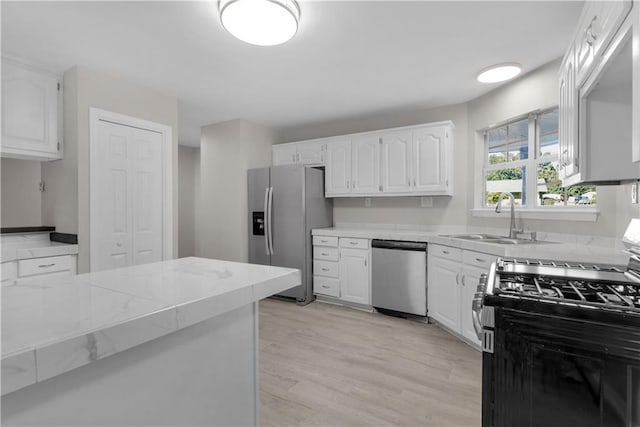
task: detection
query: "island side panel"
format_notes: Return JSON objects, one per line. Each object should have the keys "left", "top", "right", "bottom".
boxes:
{"left": 2, "top": 303, "right": 259, "bottom": 427}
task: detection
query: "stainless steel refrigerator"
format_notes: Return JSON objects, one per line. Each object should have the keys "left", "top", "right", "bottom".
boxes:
{"left": 248, "top": 165, "right": 332, "bottom": 304}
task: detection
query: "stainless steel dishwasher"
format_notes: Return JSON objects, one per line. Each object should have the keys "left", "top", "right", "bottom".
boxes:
{"left": 371, "top": 239, "right": 427, "bottom": 316}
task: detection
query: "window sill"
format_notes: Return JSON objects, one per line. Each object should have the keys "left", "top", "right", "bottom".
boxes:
{"left": 471, "top": 207, "right": 599, "bottom": 222}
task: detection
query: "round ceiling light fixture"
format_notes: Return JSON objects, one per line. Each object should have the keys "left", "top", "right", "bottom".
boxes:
{"left": 219, "top": 0, "right": 300, "bottom": 46}
{"left": 476, "top": 63, "right": 522, "bottom": 83}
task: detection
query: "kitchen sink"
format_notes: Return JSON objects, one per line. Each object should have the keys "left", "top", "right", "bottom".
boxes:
{"left": 441, "top": 234, "right": 503, "bottom": 240}
{"left": 442, "top": 234, "right": 559, "bottom": 245}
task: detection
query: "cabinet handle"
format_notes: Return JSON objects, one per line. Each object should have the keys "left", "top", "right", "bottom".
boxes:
{"left": 320, "top": 239, "right": 328, "bottom": 243}
{"left": 413, "top": 179, "right": 416, "bottom": 186}
{"left": 292, "top": 153, "right": 296, "bottom": 162}
{"left": 349, "top": 241, "right": 358, "bottom": 245}
{"left": 321, "top": 268, "right": 330, "bottom": 272}
{"left": 475, "top": 258, "right": 486, "bottom": 263}
{"left": 321, "top": 252, "right": 329, "bottom": 256}
{"left": 321, "top": 284, "right": 329, "bottom": 289}
{"left": 38, "top": 263, "right": 56, "bottom": 268}
{"left": 116, "top": 243, "right": 123, "bottom": 247}
{"left": 347, "top": 180, "right": 350, "bottom": 189}
{"left": 461, "top": 275, "right": 466, "bottom": 286}
{"left": 442, "top": 250, "right": 450, "bottom": 255}
{"left": 455, "top": 273, "right": 460, "bottom": 285}
{"left": 407, "top": 179, "right": 410, "bottom": 186}
{"left": 364, "top": 258, "right": 367, "bottom": 267}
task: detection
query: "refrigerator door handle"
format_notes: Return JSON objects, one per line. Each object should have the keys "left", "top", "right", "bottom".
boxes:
{"left": 263, "top": 187, "right": 270, "bottom": 255}
{"left": 267, "top": 186, "right": 274, "bottom": 255}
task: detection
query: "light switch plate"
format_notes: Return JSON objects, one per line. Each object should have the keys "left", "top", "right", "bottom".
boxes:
{"left": 364, "top": 197, "right": 371, "bottom": 207}
{"left": 632, "top": 183, "right": 638, "bottom": 204}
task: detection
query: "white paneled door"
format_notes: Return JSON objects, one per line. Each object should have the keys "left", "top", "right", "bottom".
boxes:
{"left": 90, "top": 109, "right": 172, "bottom": 272}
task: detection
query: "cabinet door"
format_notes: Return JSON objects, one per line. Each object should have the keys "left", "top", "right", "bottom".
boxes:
{"left": 1, "top": 60, "right": 61, "bottom": 159}
{"left": 297, "top": 141, "right": 325, "bottom": 166}
{"left": 351, "top": 135, "right": 380, "bottom": 194}
{"left": 460, "top": 264, "right": 485, "bottom": 348}
{"left": 381, "top": 130, "right": 412, "bottom": 193}
{"left": 325, "top": 139, "right": 351, "bottom": 196}
{"left": 559, "top": 44, "right": 580, "bottom": 184}
{"left": 427, "top": 256, "right": 460, "bottom": 332}
{"left": 412, "top": 126, "right": 449, "bottom": 194}
{"left": 339, "top": 248, "right": 370, "bottom": 305}
{"left": 575, "top": 1, "right": 604, "bottom": 85}
{"left": 272, "top": 144, "right": 297, "bottom": 166}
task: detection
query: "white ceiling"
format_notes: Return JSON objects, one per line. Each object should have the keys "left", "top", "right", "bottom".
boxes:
{"left": 1, "top": 1, "right": 584, "bottom": 147}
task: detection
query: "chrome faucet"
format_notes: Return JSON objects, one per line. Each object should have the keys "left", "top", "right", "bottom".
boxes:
{"left": 495, "top": 192, "right": 517, "bottom": 239}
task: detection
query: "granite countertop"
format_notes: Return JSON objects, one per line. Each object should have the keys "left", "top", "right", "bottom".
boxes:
{"left": 1, "top": 257, "right": 300, "bottom": 395}
{"left": 312, "top": 226, "right": 630, "bottom": 266}
{"left": 1, "top": 233, "right": 78, "bottom": 262}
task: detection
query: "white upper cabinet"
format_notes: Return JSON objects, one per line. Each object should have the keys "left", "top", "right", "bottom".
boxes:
{"left": 559, "top": 0, "right": 639, "bottom": 184}
{"left": 351, "top": 134, "right": 381, "bottom": 194}
{"left": 322, "top": 121, "right": 454, "bottom": 197}
{"left": 412, "top": 125, "right": 451, "bottom": 194}
{"left": 381, "top": 130, "right": 413, "bottom": 193}
{"left": 325, "top": 138, "right": 352, "bottom": 195}
{"left": 1, "top": 58, "right": 63, "bottom": 160}
{"left": 272, "top": 140, "right": 325, "bottom": 166}
{"left": 272, "top": 144, "right": 298, "bottom": 165}
{"left": 559, "top": 43, "right": 580, "bottom": 183}
{"left": 575, "top": 1, "right": 632, "bottom": 86}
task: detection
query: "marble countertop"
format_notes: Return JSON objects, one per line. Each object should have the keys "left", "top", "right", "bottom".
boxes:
{"left": 1, "top": 233, "right": 78, "bottom": 262}
{"left": 1, "top": 257, "right": 300, "bottom": 395}
{"left": 312, "top": 226, "right": 630, "bottom": 266}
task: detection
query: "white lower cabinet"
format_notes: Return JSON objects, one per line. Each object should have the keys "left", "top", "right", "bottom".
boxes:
{"left": 2, "top": 255, "right": 77, "bottom": 286}
{"left": 313, "top": 235, "right": 371, "bottom": 306}
{"left": 338, "top": 247, "right": 370, "bottom": 305}
{"left": 428, "top": 244, "right": 493, "bottom": 348}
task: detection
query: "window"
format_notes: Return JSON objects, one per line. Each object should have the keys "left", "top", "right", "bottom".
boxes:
{"left": 483, "top": 108, "right": 596, "bottom": 209}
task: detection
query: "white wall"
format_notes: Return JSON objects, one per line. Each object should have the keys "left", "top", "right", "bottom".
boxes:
{"left": 42, "top": 66, "right": 179, "bottom": 273}
{"left": 1, "top": 158, "right": 42, "bottom": 227}
{"left": 178, "top": 146, "right": 199, "bottom": 257}
{"left": 276, "top": 58, "right": 639, "bottom": 238}
{"left": 467, "top": 59, "right": 639, "bottom": 237}
{"left": 197, "top": 119, "right": 275, "bottom": 262}
{"left": 278, "top": 102, "right": 470, "bottom": 228}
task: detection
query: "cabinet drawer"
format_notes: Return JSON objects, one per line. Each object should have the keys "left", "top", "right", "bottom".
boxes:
{"left": 339, "top": 237, "right": 369, "bottom": 250}
{"left": 314, "top": 276, "right": 340, "bottom": 298}
{"left": 18, "top": 255, "right": 73, "bottom": 277}
{"left": 314, "top": 246, "right": 339, "bottom": 262}
{"left": 429, "top": 245, "right": 462, "bottom": 262}
{"left": 314, "top": 260, "right": 339, "bottom": 278}
{"left": 463, "top": 250, "right": 495, "bottom": 270}
{"left": 313, "top": 235, "right": 338, "bottom": 247}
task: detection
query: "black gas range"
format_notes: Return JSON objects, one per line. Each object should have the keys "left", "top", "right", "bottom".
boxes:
{"left": 472, "top": 256, "right": 640, "bottom": 427}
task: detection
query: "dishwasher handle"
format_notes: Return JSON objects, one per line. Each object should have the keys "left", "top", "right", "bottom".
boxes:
{"left": 371, "top": 239, "right": 427, "bottom": 251}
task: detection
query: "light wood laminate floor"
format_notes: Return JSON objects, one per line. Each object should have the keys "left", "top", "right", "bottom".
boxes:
{"left": 259, "top": 299, "right": 482, "bottom": 426}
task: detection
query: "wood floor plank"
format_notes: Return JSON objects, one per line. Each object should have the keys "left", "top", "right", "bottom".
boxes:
{"left": 259, "top": 299, "right": 482, "bottom": 426}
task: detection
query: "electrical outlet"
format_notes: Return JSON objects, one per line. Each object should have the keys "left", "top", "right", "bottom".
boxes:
{"left": 632, "top": 183, "right": 638, "bottom": 204}
{"left": 420, "top": 196, "right": 433, "bottom": 208}
{"left": 364, "top": 197, "right": 371, "bottom": 207}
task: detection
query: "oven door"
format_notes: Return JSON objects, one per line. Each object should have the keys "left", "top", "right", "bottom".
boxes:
{"left": 485, "top": 307, "right": 640, "bottom": 427}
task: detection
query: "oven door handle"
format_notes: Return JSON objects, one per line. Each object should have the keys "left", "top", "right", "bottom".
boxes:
{"left": 472, "top": 274, "right": 488, "bottom": 340}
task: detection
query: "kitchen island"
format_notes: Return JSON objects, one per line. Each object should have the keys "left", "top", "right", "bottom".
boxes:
{"left": 1, "top": 257, "right": 300, "bottom": 426}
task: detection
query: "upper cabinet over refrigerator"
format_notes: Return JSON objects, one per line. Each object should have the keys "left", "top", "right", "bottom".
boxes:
{"left": 558, "top": 0, "right": 640, "bottom": 185}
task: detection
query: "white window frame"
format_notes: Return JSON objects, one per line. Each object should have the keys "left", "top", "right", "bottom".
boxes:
{"left": 472, "top": 107, "right": 599, "bottom": 222}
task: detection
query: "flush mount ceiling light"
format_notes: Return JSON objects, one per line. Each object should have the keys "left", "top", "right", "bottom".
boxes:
{"left": 477, "top": 63, "right": 522, "bottom": 83}
{"left": 219, "top": 0, "right": 300, "bottom": 46}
